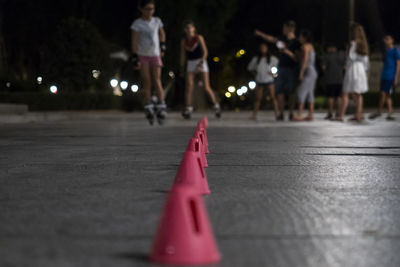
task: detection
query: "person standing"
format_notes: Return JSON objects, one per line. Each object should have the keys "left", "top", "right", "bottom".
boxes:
{"left": 321, "top": 44, "right": 346, "bottom": 120}
{"left": 180, "top": 20, "right": 221, "bottom": 120}
{"left": 369, "top": 35, "right": 400, "bottom": 121}
{"left": 293, "top": 30, "right": 318, "bottom": 121}
{"left": 255, "top": 21, "right": 301, "bottom": 121}
{"left": 337, "top": 23, "right": 369, "bottom": 122}
{"left": 247, "top": 42, "right": 279, "bottom": 120}
{"left": 131, "top": 0, "right": 167, "bottom": 125}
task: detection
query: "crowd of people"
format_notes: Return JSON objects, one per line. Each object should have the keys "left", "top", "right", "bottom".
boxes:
{"left": 130, "top": 0, "right": 400, "bottom": 125}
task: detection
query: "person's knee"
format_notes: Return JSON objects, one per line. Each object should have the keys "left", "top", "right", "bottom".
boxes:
{"left": 204, "top": 85, "right": 213, "bottom": 93}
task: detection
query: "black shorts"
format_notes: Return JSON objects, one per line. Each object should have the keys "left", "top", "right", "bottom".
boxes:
{"left": 326, "top": 84, "right": 342, "bottom": 98}
{"left": 257, "top": 82, "right": 274, "bottom": 87}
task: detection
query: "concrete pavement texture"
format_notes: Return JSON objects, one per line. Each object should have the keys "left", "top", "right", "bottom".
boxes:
{"left": 1, "top": 111, "right": 400, "bottom": 267}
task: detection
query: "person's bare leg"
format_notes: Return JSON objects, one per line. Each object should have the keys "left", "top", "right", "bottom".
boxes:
{"left": 278, "top": 94, "right": 285, "bottom": 116}
{"left": 328, "top": 97, "right": 334, "bottom": 115}
{"left": 379, "top": 92, "right": 387, "bottom": 114}
{"left": 387, "top": 96, "right": 395, "bottom": 120}
{"left": 338, "top": 93, "right": 349, "bottom": 121}
{"left": 150, "top": 65, "right": 167, "bottom": 120}
{"left": 336, "top": 97, "right": 342, "bottom": 117}
{"left": 351, "top": 93, "right": 358, "bottom": 105}
{"left": 387, "top": 96, "right": 393, "bottom": 114}
{"left": 150, "top": 66, "right": 164, "bottom": 101}
{"left": 185, "top": 72, "right": 195, "bottom": 106}
{"left": 251, "top": 86, "right": 263, "bottom": 119}
{"left": 307, "top": 103, "right": 314, "bottom": 120}
{"left": 294, "top": 103, "right": 304, "bottom": 119}
{"left": 140, "top": 65, "right": 152, "bottom": 102}
{"left": 370, "top": 92, "right": 386, "bottom": 119}
{"left": 355, "top": 94, "right": 363, "bottom": 121}
{"left": 202, "top": 72, "right": 217, "bottom": 104}
{"left": 268, "top": 85, "right": 279, "bottom": 118}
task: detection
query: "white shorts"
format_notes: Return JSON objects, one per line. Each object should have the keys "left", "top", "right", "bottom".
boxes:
{"left": 187, "top": 59, "right": 209, "bottom": 73}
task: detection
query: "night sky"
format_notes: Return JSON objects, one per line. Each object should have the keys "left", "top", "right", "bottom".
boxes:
{"left": 1, "top": 0, "right": 400, "bottom": 91}
{"left": 3, "top": 0, "right": 399, "bottom": 51}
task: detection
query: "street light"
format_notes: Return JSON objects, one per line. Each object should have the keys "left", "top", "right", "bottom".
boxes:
{"left": 120, "top": 81, "right": 128, "bottom": 90}
{"left": 50, "top": 85, "right": 58, "bottom": 94}
{"left": 248, "top": 81, "right": 256, "bottom": 90}
{"left": 131, "top": 84, "right": 139, "bottom": 93}
{"left": 110, "top": 79, "right": 118, "bottom": 88}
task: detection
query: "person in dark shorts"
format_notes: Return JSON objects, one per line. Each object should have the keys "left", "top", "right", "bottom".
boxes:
{"left": 255, "top": 21, "right": 301, "bottom": 121}
{"left": 321, "top": 44, "right": 346, "bottom": 120}
{"left": 370, "top": 35, "right": 400, "bottom": 121}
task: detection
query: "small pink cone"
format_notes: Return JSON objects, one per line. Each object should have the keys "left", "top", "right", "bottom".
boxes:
{"left": 174, "top": 138, "right": 210, "bottom": 195}
{"left": 201, "top": 116, "right": 209, "bottom": 128}
{"left": 193, "top": 130, "right": 209, "bottom": 167}
{"left": 150, "top": 185, "right": 221, "bottom": 265}
{"left": 196, "top": 124, "right": 210, "bottom": 154}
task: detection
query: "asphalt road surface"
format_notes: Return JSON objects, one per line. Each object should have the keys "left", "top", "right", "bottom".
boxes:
{"left": 1, "top": 111, "right": 399, "bottom": 267}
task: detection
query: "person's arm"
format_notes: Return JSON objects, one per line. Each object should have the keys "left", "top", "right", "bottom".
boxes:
{"left": 282, "top": 48, "right": 297, "bottom": 62}
{"left": 131, "top": 30, "right": 140, "bottom": 68}
{"left": 159, "top": 27, "right": 166, "bottom": 56}
{"left": 198, "top": 35, "right": 208, "bottom": 61}
{"left": 159, "top": 27, "right": 166, "bottom": 43}
{"left": 395, "top": 60, "right": 400, "bottom": 85}
{"left": 254, "top": 29, "right": 278, "bottom": 43}
{"left": 299, "top": 45, "right": 310, "bottom": 80}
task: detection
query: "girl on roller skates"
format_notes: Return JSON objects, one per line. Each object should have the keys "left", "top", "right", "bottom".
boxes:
{"left": 180, "top": 20, "right": 221, "bottom": 119}
{"left": 131, "top": 0, "right": 167, "bottom": 125}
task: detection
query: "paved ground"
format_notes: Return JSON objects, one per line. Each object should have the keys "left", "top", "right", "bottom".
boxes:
{"left": 1, "top": 111, "right": 400, "bottom": 267}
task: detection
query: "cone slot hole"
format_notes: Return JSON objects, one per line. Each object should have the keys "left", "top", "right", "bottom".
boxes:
{"left": 189, "top": 199, "right": 201, "bottom": 234}
{"left": 197, "top": 158, "right": 205, "bottom": 178}
{"left": 199, "top": 133, "right": 204, "bottom": 144}
{"left": 195, "top": 140, "right": 200, "bottom": 152}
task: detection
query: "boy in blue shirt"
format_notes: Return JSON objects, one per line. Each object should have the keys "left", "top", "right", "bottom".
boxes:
{"left": 370, "top": 35, "right": 400, "bottom": 120}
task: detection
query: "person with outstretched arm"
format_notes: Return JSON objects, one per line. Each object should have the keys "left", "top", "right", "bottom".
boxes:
{"left": 255, "top": 20, "right": 301, "bottom": 121}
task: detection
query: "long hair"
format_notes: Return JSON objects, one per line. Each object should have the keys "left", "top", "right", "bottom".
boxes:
{"left": 351, "top": 23, "right": 369, "bottom": 56}
{"left": 256, "top": 42, "right": 271, "bottom": 65}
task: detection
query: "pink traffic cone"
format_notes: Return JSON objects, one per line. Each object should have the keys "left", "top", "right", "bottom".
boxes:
{"left": 186, "top": 137, "right": 207, "bottom": 169}
{"left": 193, "top": 130, "right": 209, "bottom": 167}
{"left": 196, "top": 124, "right": 210, "bottom": 154}
{"left": 150, "top": 185, "right": 221, "bottom": 265}
{"left": 174, "top": 138, "right": 210, "bottom": 195}
{"left": 201, "top": 116, "right": 209, "bottom": 128}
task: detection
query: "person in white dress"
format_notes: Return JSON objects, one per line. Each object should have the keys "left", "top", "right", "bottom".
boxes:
{"left": 337, "top": 23, "right": 370, "bottom": 122}
{"left": 248, "top": 42, "right": 279, "bottom": 120}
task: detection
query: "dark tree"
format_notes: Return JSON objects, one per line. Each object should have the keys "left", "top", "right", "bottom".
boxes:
{"left": 42, "top": 18, "right": 111, "bottom": 92}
